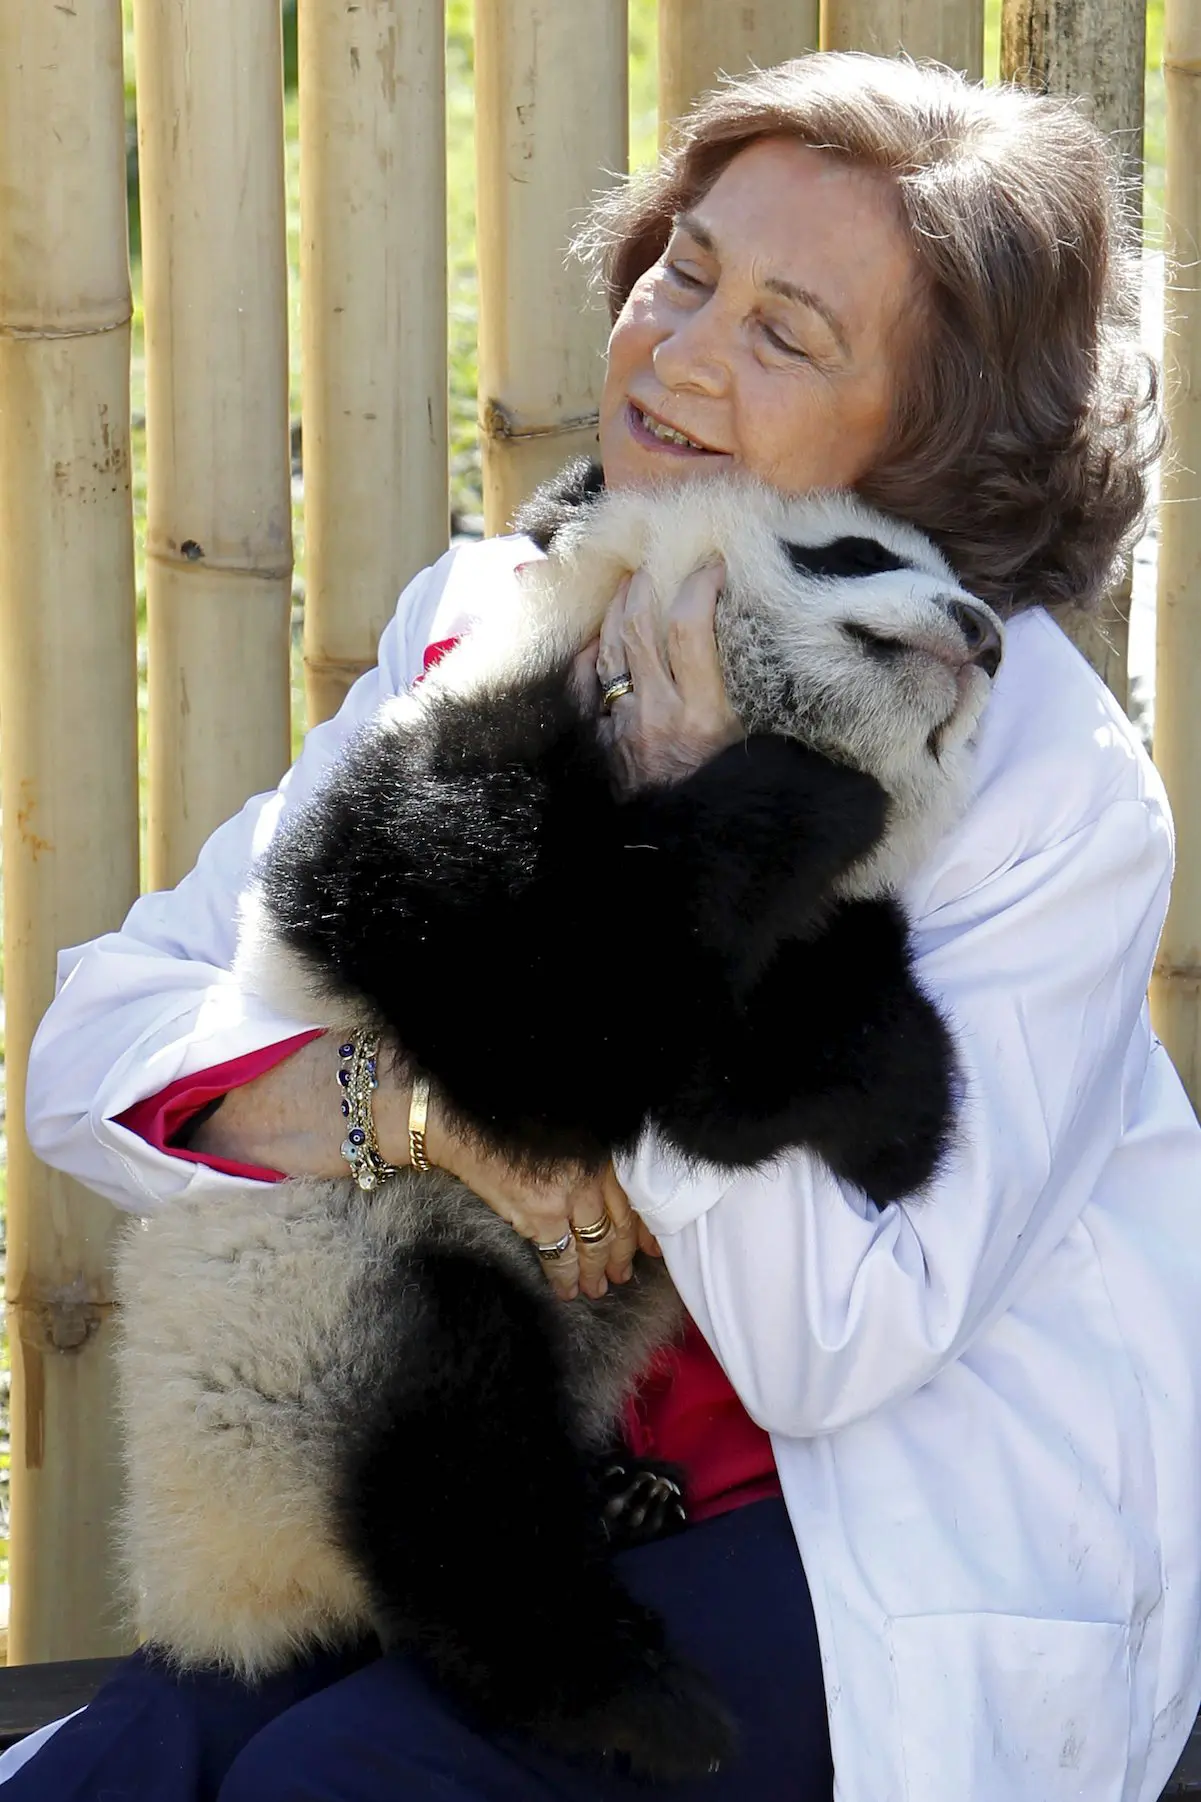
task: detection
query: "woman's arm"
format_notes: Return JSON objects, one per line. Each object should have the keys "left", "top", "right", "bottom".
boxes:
{"left": 620, "top": 793, "right": 1174, "bottom": 1436}
{"left": 183, "top": 1030, "right": 410, "bottom": 1177}
{"left": 24, "top": 539, "right": 527, "bottom": 1214}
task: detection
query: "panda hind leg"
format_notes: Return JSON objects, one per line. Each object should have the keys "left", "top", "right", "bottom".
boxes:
{"left": 333, "top": 1246, "right": 733, "bottom": 1782}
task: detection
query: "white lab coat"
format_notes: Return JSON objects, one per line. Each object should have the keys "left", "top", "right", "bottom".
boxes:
{"left": 10, "top": 534, "right": 1201, "bottom": 1801}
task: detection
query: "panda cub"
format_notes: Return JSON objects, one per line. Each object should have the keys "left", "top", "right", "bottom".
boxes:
{"left": 116, "top": 462, "right": 1003, "bottom": 1783}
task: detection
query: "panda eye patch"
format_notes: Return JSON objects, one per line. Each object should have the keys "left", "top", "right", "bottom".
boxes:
{"left": 783, "top": 536, "right": 910, "bottom": 580}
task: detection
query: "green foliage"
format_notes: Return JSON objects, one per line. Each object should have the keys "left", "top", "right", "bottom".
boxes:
{"left": 283, "top": 0, "right": 298, "bottom": 91}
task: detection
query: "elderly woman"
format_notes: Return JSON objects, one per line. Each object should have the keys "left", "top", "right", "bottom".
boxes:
{"left": 4, "top": 49, "right": 1199, "bottom": 1802}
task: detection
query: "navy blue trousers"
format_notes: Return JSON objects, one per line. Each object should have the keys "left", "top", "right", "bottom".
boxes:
{"left": 1, "top": 1499, "right": 832, "bottom": 1801}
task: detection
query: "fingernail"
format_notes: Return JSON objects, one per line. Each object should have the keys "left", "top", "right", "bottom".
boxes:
{"left": 565, "top": 1285, "right": 579, "bottom": 1301}
{"left": 595, "top": 1278, "right": 608, "bottom": 1297}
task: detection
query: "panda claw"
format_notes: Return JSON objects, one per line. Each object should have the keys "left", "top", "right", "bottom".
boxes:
{"left": 596, "top": 1458, "right": 690, "bottom": 1547}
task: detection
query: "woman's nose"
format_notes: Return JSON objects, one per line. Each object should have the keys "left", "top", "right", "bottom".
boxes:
{"left": 651, "top": 321, "right": 727, "bottom": 397}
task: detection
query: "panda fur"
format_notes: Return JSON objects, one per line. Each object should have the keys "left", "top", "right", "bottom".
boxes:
{"left": 115, "top": 461, "right": 1004, "bottom": 1782}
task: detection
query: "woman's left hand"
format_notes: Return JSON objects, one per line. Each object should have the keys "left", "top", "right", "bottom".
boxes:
{"left": 582, "top": 561, "right": 743, "bottom": 791}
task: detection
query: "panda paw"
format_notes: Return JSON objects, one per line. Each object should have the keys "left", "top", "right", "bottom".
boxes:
{"left": 596, "top": 1457, "right": 688, "bottom": 1548}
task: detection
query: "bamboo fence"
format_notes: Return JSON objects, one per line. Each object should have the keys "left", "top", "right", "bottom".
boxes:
{"left": 474, "top": 0, "right": 628, "bottom": 535}
{"left": 1001, "top": 0, "right": 1147, "bottom": 708}
{"left": 0, "top": 0, "right": 1197, "bottom": 1662}
{"left": 1150, "top": 0, "right": 1201, "bottom": 1105}
{"left": 659, "top": 2, "right": 820, "bottom": 137}
{"left": 0, "top": 0, "right": 140, "bottom": 1660}
{"left": 824, "top": 0, "right": 984, "bottom": 75}
{"left": 299, "top": 1, "right": 449, "bottom": 728}
{"left": 132, "top": 0, "right": 294, "bottom": 890}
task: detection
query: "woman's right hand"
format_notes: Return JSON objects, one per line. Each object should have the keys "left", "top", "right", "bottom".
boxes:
{"left": 425, "top": 1105, "right": 645, "bottom": 1303}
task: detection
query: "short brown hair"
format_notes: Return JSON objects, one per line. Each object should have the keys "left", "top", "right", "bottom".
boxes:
{"left": 576, "top": 53, "right": 1158, "bottom": 618}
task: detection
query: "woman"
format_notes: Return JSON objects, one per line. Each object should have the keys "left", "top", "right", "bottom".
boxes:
{"left": 5, "top": 50, "right": 1200, "bottom": 1802}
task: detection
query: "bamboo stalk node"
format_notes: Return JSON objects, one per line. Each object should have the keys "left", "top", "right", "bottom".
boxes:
{"left": 145, "top": 544, "right": 294, "bottom": 584}
{"left": 481, "top": 400, "right": 602, "bottom": 444}
{"left": 0, "top": 307, "right": 133, "bottom": 342}
{"left": 10, "top": 1291, "right": 115, "bottom": 1355}
{"left": 303, "top": 652, "right": 375, "bottom": 686}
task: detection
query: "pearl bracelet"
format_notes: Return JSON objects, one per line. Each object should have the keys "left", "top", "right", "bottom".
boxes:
{"left": 336, "top": 1031, "right": 399, "bottom": 1193}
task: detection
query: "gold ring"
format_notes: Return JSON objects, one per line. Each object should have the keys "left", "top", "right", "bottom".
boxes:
{"left": 573, "top": 1212, "right": 613, "bottom": 1245}
{"left": 601, "top": 674, "right": 634, "bottom": 709}
{"left": 534, "top": 1229, "right": 574, "bottom": 1261}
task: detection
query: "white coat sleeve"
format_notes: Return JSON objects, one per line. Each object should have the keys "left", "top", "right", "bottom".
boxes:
{"left": 616, "top": 795, "right": 1174, "bottom": 1437}
{"left": 24, "top": 554, "right": 451, "bottom": 1214}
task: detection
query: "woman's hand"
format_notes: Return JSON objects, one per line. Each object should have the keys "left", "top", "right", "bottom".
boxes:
{"left": 424, "top": 1103, "right": 655, "bottom": 1302}
{"left": 583, "top": 560, "right": 743, "bottom": 791}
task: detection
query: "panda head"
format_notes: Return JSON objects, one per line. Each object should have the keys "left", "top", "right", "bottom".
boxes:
{"left": 436, "top": 470, "right": 1006, "bottom": 895}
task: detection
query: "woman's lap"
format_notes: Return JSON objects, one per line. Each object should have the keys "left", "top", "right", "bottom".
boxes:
{"left": 1, "top": 1498, "right": 832, "bottom": 1802}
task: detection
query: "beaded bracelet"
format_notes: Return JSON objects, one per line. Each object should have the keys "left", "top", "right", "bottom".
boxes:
{"left": 336, "top": 1031, "right": 400, "bottom": 1193}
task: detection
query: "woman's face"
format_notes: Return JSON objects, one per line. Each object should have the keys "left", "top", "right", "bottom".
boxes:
{"left": 599, "top": 137, "right": 918, "bottom": 495}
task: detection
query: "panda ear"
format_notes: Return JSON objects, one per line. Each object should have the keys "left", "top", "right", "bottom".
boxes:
{"left": 783, "top": 536, "right": 909, "bottom": 580}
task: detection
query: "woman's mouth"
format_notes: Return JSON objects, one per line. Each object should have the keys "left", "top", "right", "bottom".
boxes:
{"left": 626, "top": 401, "right": 724, "bottom": 458}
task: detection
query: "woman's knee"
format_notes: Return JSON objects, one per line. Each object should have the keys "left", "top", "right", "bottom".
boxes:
{"left": 216, "top": 1658, "right": 493, "bottom": 1802}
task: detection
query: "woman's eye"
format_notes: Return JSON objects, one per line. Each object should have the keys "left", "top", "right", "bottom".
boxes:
{"left": 664, "top": 261, "right": 706, "bottom": 290}
{"left": 761, "top": 321, "right": 806, "bottom": 359}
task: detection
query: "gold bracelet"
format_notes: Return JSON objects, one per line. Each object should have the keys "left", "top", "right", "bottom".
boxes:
{"left": 337, "top": 1031, "right": 400, "bottom": 1193}
{"left": 408, "top": 1073, "right": 433, "bottom": 1173}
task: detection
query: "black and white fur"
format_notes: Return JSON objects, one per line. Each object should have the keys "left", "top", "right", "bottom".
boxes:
{"left": 116, "top": 462, "right": 1003, "bottom": 1782}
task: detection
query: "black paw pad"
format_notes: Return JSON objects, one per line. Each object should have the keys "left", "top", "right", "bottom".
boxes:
{"left": 599, "top": 1460, "right": 688, "bottom": 1547}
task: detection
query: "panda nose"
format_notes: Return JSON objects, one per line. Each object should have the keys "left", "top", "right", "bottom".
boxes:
{"left": 945, "top": 597, "right": 1003, "bottom": 679}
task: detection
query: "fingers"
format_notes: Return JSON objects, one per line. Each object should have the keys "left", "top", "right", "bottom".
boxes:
{"left": 570, "top": 1194, "right": 617, "bottom": 1300}
{"left": 534, "top": 1229, "right": 582, "bottom": 1303}
{"left": 423, "top": 1106, "right": 646, "bottom": 1304}
{"left": 636, "top": 1218, "right": 664, "bottom": 1259}
{"left": 597, "top": 576, "right": 634, "bottom": 688}
{"left": 601, "top": 1164, "right": 640, "bottom": 1286}
{"left": 620, "top": 569, "right": 677, "bottom": 711}
{"left": 567, "top": 1166, "right": 640, "bottom": 1298}
{"left": 570, "top": 636, "right": 603, "bottom": 712}
{"left": 666, "top": 561, "right": 728, "bottom": 708}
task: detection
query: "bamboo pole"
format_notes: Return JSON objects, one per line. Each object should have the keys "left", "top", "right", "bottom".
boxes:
{"left": 822, "top": 0, "right": 984, "bottom": 77}
{"left": 132, "top": 0, "right": 294, "bottom": 890}
{"left": 299, "top": 1, "right": 449, "bottom": 729}
{"left": 1001, "top": 0, "right": 1147, "bottom": 708}
{"left": 475, "top": 0, "right": 628, "bottom": 534}
{"left": 1150, "top": 0, "right": 1201, "bottom": 1108}
{"left": 0, "top": 0, "right": 139, "bottom": 1660}
{"left": 659, "top": 2, "right": 821, "bottom": 142}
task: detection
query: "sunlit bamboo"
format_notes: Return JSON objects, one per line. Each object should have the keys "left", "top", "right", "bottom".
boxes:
{"left": 1001, "top": 0, "right": 1147, "bottom": 706}
{"left": 0, "top": 0, "right": 139, "bottom": 1661}
{"left": 659, "top": 1, "right": 820, "bottom": 141}
{"left": 823, "top": 0, "right": 984, "bottom": 76}
{"left": 133, "top": 0, "right": 293, "bottom": 887}
{"left": 299, "top": 0, "right": 449, "bottom": 727}
{"left": 475, "top": 0, "right": 628, "bottom": 533}
{"left": 1151, "top": 0, "right": 1201, "bottom": 1108}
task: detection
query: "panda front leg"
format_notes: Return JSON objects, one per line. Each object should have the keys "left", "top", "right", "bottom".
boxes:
{"left": 332, "top": 1241, "right": 733, "bottom": 1782}
{"left": 616, "top": 733, "right": 890, "bottom": 995}
{"left": 654, "top": 896, "right": 957, "bottom": 1207}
